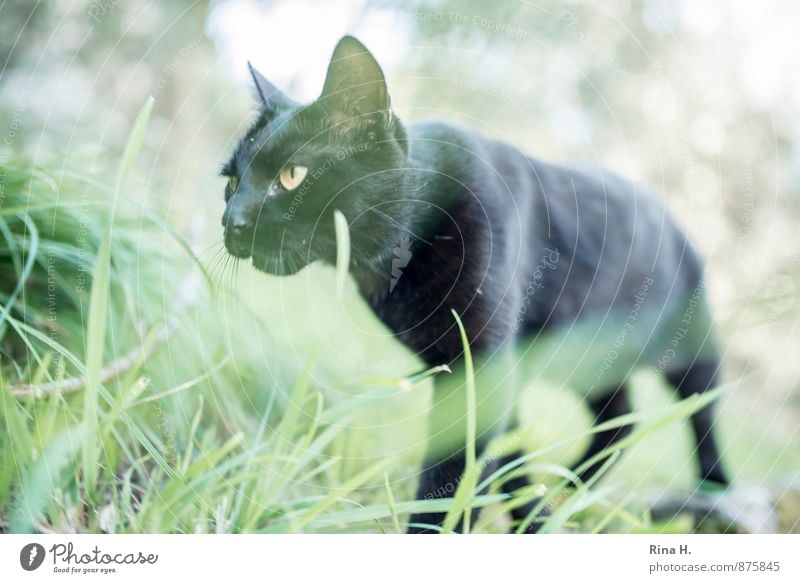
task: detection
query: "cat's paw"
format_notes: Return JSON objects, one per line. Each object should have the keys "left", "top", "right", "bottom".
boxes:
{"left": 649, "top": 484, "right": 779, "bottom": 533}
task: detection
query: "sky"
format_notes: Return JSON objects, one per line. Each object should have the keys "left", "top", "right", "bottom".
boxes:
{"left": 207, "top": 0, "right": 412, "bottom": 102}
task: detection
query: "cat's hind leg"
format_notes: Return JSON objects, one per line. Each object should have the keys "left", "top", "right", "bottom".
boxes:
{"left": 408, "top": 444, "right": 499, "bottom": 533}
{"left": 496, "top": 449, "right": 549, "bottom": 533}
{"left": 495, "top": 385, "right": 633, "bottom": 533}
{"left": 647, "top": 359, "right": 772, "bottom": 531}
{"left": 572, "top": 383, "right": 634, "bottom": 484}
{"left": 665, "top": 360, "right": 728, "bottom": 486}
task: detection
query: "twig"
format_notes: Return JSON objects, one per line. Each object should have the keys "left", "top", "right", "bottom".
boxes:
{"left": 9, "top": 323, "right": 171, "bottom": 398}
{"left": 8, "top": 266, "right": 201, "bottom": 399}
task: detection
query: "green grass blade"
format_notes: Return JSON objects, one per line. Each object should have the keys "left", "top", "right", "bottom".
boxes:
{"left": 289, "top": 494, "right": 508, "bottom": 528}
{"left": 383, "top": 472, "right": 402, "bottom": 533}
{"left": 82, "top": 96, "right": 154, "bottom": 499}
{"left": 0, "top": 375, "right": 35, "bottom": 502}
{"left": 81, "top": 227, "right": 111, "bottom": 498}
{"left": 116, "top": 96, "right": 154, "bottom": 196}
{"left": 293, "top": 457, "right": 395, "bottom": 531}
{"left": 442, "top": 309, "right": 477, "bottom": 533}
{"left": 0, "top": 214, "right": 39, "bottom": 330}
{"left": 10, "top": 426, "right": 83, "bottom": 533}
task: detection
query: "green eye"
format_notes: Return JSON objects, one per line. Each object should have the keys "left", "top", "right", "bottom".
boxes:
{"left": 277, "top": 165, "right": 308, "bottom": 191}
{"left": 228, "top": 176, "right": 239, "bottom": 192}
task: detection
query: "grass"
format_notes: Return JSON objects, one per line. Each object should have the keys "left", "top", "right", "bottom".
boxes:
{"left": 443, "top": 310, "right": 477, "bottom": 534}
{"left": 1, "top": 99, "right": 798, "bottom": 534}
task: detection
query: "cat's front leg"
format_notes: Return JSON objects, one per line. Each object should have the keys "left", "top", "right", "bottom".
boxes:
{"left": 408, "top": 348, "right": 517, "bottom": 533}
{"left": 408, "top": 445, "right": 493, "bottom": 533}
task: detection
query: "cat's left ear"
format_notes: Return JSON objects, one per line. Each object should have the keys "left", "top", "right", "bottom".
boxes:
{"left": 320, "top": 36, "right": 391, "bottom": 121}
{"left": 248, "top": 61, "right": 295, "bottom": 112}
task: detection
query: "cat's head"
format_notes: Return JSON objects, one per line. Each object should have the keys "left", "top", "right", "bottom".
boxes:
{"left": 221, "top": 35, "right": 409, "bottom": 277}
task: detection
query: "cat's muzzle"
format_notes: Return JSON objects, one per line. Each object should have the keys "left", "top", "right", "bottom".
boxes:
{"left": 224, "top": 224, "right": 254, "bottom": 259}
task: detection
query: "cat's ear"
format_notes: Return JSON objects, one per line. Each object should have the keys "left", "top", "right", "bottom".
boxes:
{"left": 248, "top": 61, "right": 294, "bottom": 112}
{"left": 320, "top": 36, "right": 390, "bottom": 120}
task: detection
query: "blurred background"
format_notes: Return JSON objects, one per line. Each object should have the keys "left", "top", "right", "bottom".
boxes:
{"left": 1, "top": 0, "right": 798, "bottom": 533}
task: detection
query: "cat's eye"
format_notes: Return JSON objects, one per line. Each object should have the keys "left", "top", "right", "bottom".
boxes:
{"left": 224, "top": 175, "right": 239, "bottom": 202}
{"left": 277, "top": 165, "right": 308, "bottom": 191}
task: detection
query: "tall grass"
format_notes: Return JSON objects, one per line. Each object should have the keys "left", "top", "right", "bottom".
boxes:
{"left": 1, "top": 98, "right": 794, "bottom": 534}
{"left": 0, "top": 99, "right": 496, "bottom": 533}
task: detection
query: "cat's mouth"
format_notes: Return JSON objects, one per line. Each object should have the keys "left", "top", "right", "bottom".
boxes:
{"left": 223, "top": 226, "right": 312, "bottom": 277}
{"left": 250, "top": 248, "right": 309, "bottom": 277}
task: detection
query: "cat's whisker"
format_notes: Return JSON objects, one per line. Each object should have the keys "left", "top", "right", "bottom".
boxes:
{"left": 208, "top": 247, "right": 230, "bottom": 282}
{"left": 230, "top": 257, "right": 241, "bottom": 288}
{"left": 217, "top": 254, "right": 232, "bottom": 288}
{"left": 199, "top": 240, "right": 225, "bottom": 257}
{"left": 207, "top": 255, "right": 222, "bottom": 280}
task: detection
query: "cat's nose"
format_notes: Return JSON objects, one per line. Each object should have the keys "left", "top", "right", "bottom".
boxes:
{"left": 229, "top": 218, "right": 250, "bottom": 232}
{"left": 224, "top": 217, "right": 254, "bottom": 258}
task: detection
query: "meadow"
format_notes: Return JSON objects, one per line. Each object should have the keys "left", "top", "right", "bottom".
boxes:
{"left": 1, "top": 98, "right": 798, "bottom": 534}
{"left": 0, "top": 0, "right": 800, "bottom": 533}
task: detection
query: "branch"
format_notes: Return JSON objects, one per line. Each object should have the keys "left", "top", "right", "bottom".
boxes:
{"left": 7, "top": 267, "right": 200, "bottom": 399}
{"left": 8, "top": 323, "right": 171, "bottom": 398}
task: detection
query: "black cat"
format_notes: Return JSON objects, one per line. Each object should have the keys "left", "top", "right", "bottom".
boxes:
{"left": 221, "top": 36, "right": 728, "bottom": 533}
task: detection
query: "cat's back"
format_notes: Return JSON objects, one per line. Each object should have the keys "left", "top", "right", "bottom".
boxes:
{"left": 405, "top": 119, "right": 543, "bottom": 232}
{"left": 405, "top": 119, "right": 690, "bottom": 269}
{"left": 405, "top": 119, "right": 705, "bottom": 323}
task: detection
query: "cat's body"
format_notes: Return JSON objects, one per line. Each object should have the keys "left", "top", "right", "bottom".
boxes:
{"left": 359, "top": 120, "right": 706, "bottom": 371}
{"left": 222, "top": 36, "right": 728, "bottom": 533}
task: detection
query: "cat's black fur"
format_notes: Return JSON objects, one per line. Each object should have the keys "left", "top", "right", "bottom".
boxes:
{"left": 221, "top": 36, "right": 728, "bottom": 533}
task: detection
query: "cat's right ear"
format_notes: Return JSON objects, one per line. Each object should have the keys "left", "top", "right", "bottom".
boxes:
{"left": 319, "top": 36, "right": 391, "bottom": 121}
{"left": 247, "top": 61, "right": 294, "bottom": 112}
